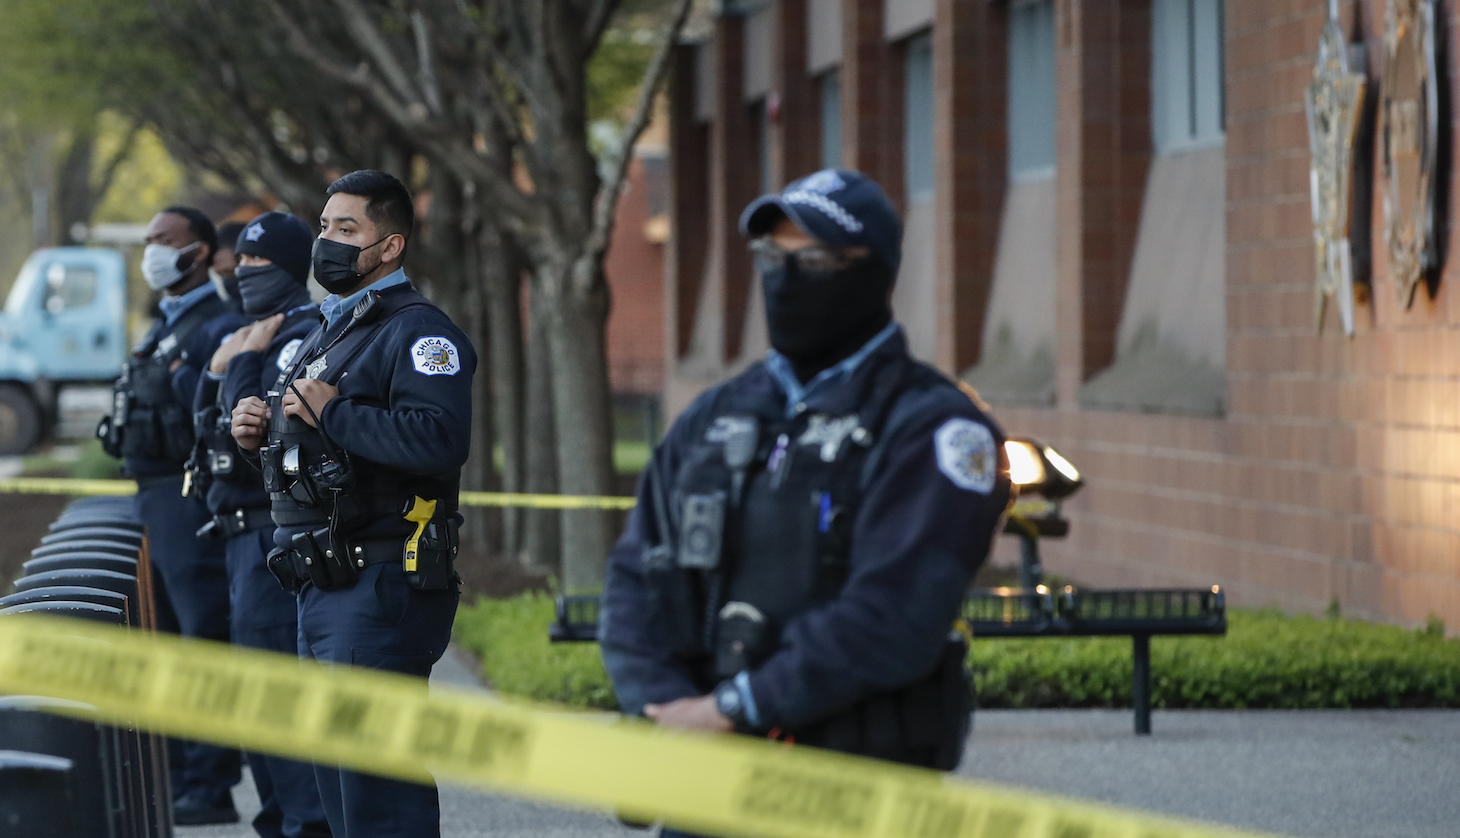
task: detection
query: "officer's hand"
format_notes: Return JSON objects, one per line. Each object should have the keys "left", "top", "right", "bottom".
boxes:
{"left": 209, "top": 326, "right": 252, "bottom": 374}
{"left": 643, "top": 696, "right": 732, "bottom": 733}
{"left": 232, "top": 396, "right": 270, "bottom": 451}
{"left": 241, "top": 313, "right": 285, "bottom": 353}
{"left": 282, "top": 379, "right": 338, "bottom": 428}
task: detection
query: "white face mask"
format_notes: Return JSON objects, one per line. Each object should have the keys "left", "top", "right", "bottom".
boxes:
{"left": 141, "top": 242, "right": 200, "bottom": 291}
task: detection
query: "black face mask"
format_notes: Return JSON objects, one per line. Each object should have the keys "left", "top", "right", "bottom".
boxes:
{"left": 312, "top": 235, "right": 390, "bottom": 296}
{"left": 221, "top": 272, "right": 243, "bottom": 306}
{"left": 761, "top": 255, "right": 895, "bottom": 381}
{"left": 236, "top": 264, "right": 310, "bottom": 320}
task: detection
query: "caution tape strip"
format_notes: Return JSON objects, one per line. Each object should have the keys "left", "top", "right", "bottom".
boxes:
{"left": 0, "top": 478, "right": 1054, "bottom": 517}
{"left": 0, "top": 477, "right": 140, "bottom": 496}
{"left": 0, "top": 478, "right": 636, "bottom": 509}
{"left": 0, "top": 615, "right": 1284, "bottom": 838}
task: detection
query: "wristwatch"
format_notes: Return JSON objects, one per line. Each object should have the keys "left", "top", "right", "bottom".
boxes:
{"left": 712, "top": 680, "right": 751, "bottom": 731}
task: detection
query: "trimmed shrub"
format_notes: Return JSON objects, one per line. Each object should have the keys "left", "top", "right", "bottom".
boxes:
{"left": 455, "top": 595, "right": 1460, "bottom": 711}
{"left": 970, "top": 609, "right": 1460, "bottom": 709}
{"left": 454, "top": 592, "right": 616, "bottom": 709}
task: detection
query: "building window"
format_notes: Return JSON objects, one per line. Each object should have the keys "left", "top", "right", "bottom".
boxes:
{"left": 1152, "top": 0, "right": 1225, "bottom": 153}
{"left": 1008, "top": 0, "right": 1057, "bottom": 180}
{"left": 904, "top": 31, "right": 934, "bottom": 200}
{"left": 820, "top": 70, "right": 842, "bottom": 170}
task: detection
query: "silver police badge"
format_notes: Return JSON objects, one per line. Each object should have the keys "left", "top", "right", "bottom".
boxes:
{"left": 934, "top": 418, "right": 996, "bottom": 494}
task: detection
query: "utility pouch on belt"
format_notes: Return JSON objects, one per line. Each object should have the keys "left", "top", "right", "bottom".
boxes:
{"left": 401, "top": 496, "right": 457, "bottom": 591}
{"left": 267, "top": 546, "right": 305, "bottom": 593}
{"left": 292, "top": 526, "right": 359, "bottom": 592}
{"left": 713, "top": 601, "right": 776, "bottom": 680}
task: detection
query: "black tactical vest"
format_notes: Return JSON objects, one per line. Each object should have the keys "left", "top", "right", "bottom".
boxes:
{"left": 646, "top": 356, "right": 972, "bottom": 767}
{"left": 104, "top": 294, "right": 230, "bottom": 464}
{"left": 263, "top": 288, "right": 459, "bottom": 533}
{"left": 195, "top": 306, "right": 319, "bottom": 487}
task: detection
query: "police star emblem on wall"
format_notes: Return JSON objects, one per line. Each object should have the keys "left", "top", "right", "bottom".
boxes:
{"left": 1382, "top": 0, "right": 1440, "bottom": 309}
{"left": 1307, "top": 1, "right": 1367, "bottom": 336}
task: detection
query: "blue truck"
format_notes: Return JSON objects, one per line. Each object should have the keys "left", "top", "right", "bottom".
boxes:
{"left": 0, "top": 247, "right": 129, "bottom": 455}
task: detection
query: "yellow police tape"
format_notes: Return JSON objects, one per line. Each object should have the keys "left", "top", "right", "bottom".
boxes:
{"left": 0, "top": 477, "right": 140, "bottom": 497}
{"left": 0, "top": 477, "right": 1051, "bottom": 518}
{"left": 0, "top": 615, "right": 1283, "bottom": 838}
{"left": 0, "top": 477, "right": 636, "bottom": 510}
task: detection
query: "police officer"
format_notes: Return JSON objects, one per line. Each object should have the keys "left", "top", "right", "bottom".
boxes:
{"left": 97, "top": 206, "right": 245, "bottom": 824}
{"left": 230, "top": 170, "right": 476, "bottom": 838}
{"left": 600, "top": 169, "right": 1011, "bottom": 834}
{"left": 191, "top": 212, "right": 330, "bottom": 838}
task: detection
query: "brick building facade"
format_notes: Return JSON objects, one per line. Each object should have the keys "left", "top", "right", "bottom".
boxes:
{"left": 663, "top": 0, "right": 1460, "bottom": 628}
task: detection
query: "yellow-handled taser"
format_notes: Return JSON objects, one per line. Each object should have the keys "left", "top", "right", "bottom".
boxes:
{"left": 402, "top": 495, "right": 438, "bottom": 572}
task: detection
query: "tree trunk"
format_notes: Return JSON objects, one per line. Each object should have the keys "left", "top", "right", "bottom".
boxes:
{"left": 542, "top": 256, "right": 616, "bottom": 594}
{"left": 53, "top": 129, "right": 95, "bottom": 246}
{"left": 523, "top": 282, "right": 562, "bottom": 576}
{"left": 482, "top": 218, "right": 527, "bottom": 559}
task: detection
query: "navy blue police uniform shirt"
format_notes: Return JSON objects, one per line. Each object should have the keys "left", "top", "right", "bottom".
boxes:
{"left": 127, "top": 289, "right": 246, "bottom": 479}
{"left": 192, "top": 304, "right": 319, "bottom": 515}
{"left": 600, "top": 327, "right": 1010, "bottom": 731}
{"left": 266, "top": 284, "right": 477, "bottom": 552}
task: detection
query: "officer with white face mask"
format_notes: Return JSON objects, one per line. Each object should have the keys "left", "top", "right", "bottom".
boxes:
{"left": 98, "top": 206, "right": 247, "bottom": 825}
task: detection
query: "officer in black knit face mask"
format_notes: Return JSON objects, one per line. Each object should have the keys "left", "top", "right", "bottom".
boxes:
{"left": 600, "top": 169, "right": 1012, "bottom": 838}
{"left": 189, "top": 211, "right": 330, "bottom": 837}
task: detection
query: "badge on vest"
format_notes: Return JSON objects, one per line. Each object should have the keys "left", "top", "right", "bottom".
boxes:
{"left": 798, "top": 414, "right": 860, "bottom": 462}
{"left": 411, "top": 336, "right": 461, "bottom": 376}
{"left": 934, "top": 418, "right": 996, "bottom": 494}
{"left": 305, "top": 355, "right": 328, "bottom": 380}
{"left": 277, "top": 338, "right": 303, "bottom": 372}
{"left": 155, "top": 334, "right": 178, "bottom": 358}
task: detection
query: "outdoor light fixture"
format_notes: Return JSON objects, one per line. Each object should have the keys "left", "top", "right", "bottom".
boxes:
{"left": 1003, "top": 437, "right": 1084, "bottom": 499}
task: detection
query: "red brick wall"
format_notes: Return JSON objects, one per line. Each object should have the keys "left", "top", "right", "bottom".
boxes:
{"left": 605, "top": 154, "right": 667, "bottom": 396}
{"left": 992, "top": 0, "right": 1460, "bottom": 629}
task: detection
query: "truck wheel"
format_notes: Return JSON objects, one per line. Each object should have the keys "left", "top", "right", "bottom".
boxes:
{"left": 0, "top": 384, "right": 42, "bottom": 456}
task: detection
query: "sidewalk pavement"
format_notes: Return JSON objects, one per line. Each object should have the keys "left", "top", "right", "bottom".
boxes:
{"left": 185, "top": 652, "right": 1460, "bottom": 838}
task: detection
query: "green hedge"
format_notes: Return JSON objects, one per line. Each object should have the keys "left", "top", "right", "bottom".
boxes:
{"left": 454, "top": 595, "right": 1460, "bottom": 711}
{"left": 454, "top": 592, "right": 616, "bottom": 709}
{"left": 971, "top": 610, "right": 1459, "bottom": 709}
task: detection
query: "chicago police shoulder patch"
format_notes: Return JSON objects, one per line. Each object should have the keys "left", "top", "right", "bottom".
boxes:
{"left": 276, "top": 338, "right": 303, "bottom": 372}
{"left": 933, "top": 417, "right": 996, "bottom": 494}
{"left": 410, "top": 336, "right": 461, "bottom": 376}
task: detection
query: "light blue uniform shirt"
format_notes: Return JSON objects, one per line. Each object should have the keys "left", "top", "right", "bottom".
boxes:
{"left": 158, "top": 281, "right": 223, "bottom": 325}
{"left": 321, "top": 268, "right": 410, "bottom": 328}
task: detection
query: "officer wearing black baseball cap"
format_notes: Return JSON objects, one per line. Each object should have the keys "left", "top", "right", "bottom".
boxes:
{"left": 189, "top": 210, "right": 329, "bottom": 835}
{"left": 600, "top": 169, "right": 1012, "bottom": 837}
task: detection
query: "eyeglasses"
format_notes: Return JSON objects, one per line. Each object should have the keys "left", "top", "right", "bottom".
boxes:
{"left": 749, "top": 238, "right": 870, "bottom": 277}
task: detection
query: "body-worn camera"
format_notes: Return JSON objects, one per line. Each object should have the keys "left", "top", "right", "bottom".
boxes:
{"left": 678, "top": 492, "right": 726, "bottom": 570}
{"left": 262, "top": 441, "right": 358, "bottom": 520}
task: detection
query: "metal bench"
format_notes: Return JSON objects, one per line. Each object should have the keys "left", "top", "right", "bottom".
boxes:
{"left": 547, "top": 584, "right": 1225, "bottom": 735}
{"left": 962, "top": 586, "right": 1226, "bottom": 733}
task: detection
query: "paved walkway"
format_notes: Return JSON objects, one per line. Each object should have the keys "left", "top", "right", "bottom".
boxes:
{"left": 186, "top": 653, "right": 1460, "bottom": 838}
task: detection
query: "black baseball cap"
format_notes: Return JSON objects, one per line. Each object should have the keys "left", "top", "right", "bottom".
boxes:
{"left": 235, "top": 211, "right": 314, "bottom": 283}
{"left": 739, "top": 168, "right": 902, "bottom": 271}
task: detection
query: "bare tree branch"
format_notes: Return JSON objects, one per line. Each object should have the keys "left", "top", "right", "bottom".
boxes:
{"left": 584, "top": 0, "right": 691, "bottom": 260}
{"left": 410, "top": 9, "right": 446, "bottom": 117}
{"left": 331, "top": 0, "right": 429, "bottom": 116}
{"left": 582, "top": 0, "right": 620, "bottom": 53}
{"left": 92, "top": 120, "right": 141, "bottom": 199}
